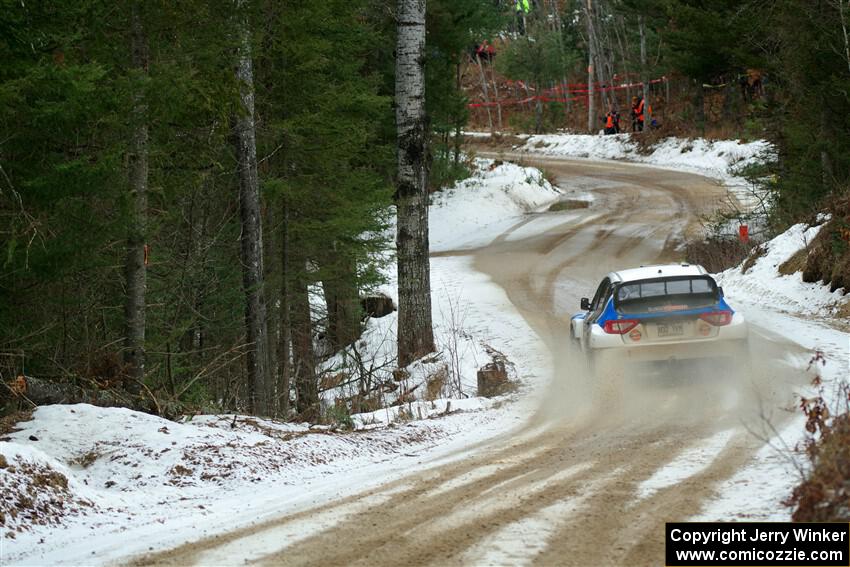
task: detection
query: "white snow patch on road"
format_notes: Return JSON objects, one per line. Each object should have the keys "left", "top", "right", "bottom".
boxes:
{"left": 636, "top": 429, "right": 736, "bottom": 501}
{"left": 459, "top": 469, "right": 606, "bottom": 567}
{"left": 427, "top": 443, "right": 553, "bottom": 497}
{"left": 193, "top": 481, "right": 413, "bottom": 565}
{"left": 502, "top": 213, "right": 582, "bottom": 242}
{"left": 422, "top": 463, "right": 594, "bottom": 540}
{"left": 693, "top": 417, "right": 805, "bottom": 522}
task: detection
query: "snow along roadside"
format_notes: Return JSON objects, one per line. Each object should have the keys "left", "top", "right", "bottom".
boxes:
{"left": 0, "top": 159, "right": 561, "bottom": 566}
{"left": 692, "top": 220, "right": 850, "bottom": 521}
{"left": 475, "top": 132, "right": 773, "bottom": 212}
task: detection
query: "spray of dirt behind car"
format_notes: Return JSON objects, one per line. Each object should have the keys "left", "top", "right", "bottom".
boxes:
{"left": 571, "top": 264, "right": 750, "bottom": 379}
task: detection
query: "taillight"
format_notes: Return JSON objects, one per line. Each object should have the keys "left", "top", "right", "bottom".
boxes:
{"left": 698, "top": 310, "right": 732, "bottom": 326}
{"left": 603, "top": 319, "right": 639, "bottom": 334}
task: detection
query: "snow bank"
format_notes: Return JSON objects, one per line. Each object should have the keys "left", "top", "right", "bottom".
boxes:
{"left": 430, "top": 158, "right": 562, "bottom": 251}
{"left": 2, "top": 156, "right": 558, "bottom": 565}
{"left": 499, "top": 132, "right": 774, "bottom": 212}
{"left": 319, "top": 158, "right": 560, "bottom": 418}
{"left": 0, "top": 401, "right": 507, "bottom": 564}
{"left": 517, "top": 133, "right": 772, "bottom": 183}
{"left": 716, "top": 221, "right": 847, "bottom": 317}
{"left": 693, "top": 221, "right": 850, "bottom": 522}
{"left": 0, "top": 442, "right": 95, "bottom": 535}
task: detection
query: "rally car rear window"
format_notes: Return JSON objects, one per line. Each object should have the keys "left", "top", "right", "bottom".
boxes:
{"left": 613, "top": 276, "right": 718, "bottom": 314}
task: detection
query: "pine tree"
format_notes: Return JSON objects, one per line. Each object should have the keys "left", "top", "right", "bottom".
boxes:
{"left": 254, "top": 0, "right": 394, "bottom": 414}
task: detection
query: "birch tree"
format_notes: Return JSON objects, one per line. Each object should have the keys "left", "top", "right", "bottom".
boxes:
{"left": 233, "top": 0, "right": 270, "bottom": 414}
{"left": 584, "top": 0, "right": 597, "bottom": 132}
{"left": 638, "top": 15, "right": 652, "bottom": 127}
{"left": 123, "top": 1, "right": 148, "bottom": 394}
{"left": 395, "top": 0, "right": 435, "bottom": 367}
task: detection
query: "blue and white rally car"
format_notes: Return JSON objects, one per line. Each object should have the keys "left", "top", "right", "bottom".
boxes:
{"left": 571, "top": 264, "right": 748, "bottom": 374}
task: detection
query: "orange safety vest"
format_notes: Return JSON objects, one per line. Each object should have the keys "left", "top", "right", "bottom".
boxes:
{"left": 605, "top": 113, "right": 615, "bottom": 128}
{"left": 636, "top": 99, "right": 645, "bottom": 121}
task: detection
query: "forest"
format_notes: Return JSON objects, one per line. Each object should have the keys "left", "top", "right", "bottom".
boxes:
{"left": 1, "top": 0, "right": 849, "bottom": 421}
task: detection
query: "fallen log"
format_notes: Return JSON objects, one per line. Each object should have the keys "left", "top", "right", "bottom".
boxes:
{"left": 2, "top": 375, "right": 156, "bottom": 415}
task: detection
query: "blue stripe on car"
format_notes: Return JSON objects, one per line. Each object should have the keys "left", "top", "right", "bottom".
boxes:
{"left": 595, "top": 297, "right": 734, "bottom": 327}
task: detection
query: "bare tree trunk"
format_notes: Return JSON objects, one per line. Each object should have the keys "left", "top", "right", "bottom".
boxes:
{"left": 820, "top": 105, "right": 834, "bottom": 189}
{"left": 535, "top": 83, "right": 544, "bottom": 133}
{"left": 695, "top": 81, "right": 706, "bottom": 135}
{"left": 322, "top": 254, "right": 362, "bottom": 349}
{"left": 453, "top": 62, "right": 463, "bottom": 163}
{"left": 278, "top": 202, "right": 292, "bottom": 417}
{"left": 522, "top": 82, "right": 532, "bottom": 112}
{"left": 233, "top": 0, "right": 270, "bottom": 415}
{"left": 836, "top": 0, "right": 850, "bottom": 74}
{"left": 264, "top": 203, "right": 280, "bottom": 415}
{"left": 585, "top": 1, "right": 596, "bottom": 133}
{"left": 395, "top": 0, "right": 435, "bottom": 368}
{"left": 639, "top": 15, "right": 652, "bottom": 127}
{"left": 290, "top": 247, "right": 317, "bottom": 418}
{"left": 123, "top": 1, "right": 148, "bottom": 395}
{"left": 474, "top": 53, "right": 494, "bottom": 134}
{"left": 489, "top": 62, "right": 503, "bottom": 132}
{"left": 551, "top": 4, "right": 573, "bottom": 124}
{"left": 591, "top": 0, "right": 613, "bottom": 109}
{"left": 613, "top": 16, "right": 631, "bottom": 103}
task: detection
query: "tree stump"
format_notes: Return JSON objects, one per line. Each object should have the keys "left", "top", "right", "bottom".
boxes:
{"left": 361, "top": 294, "right": 395, "bottom": 319}
{"left": 477, "top": 361, "right": 509, "bottom": 397}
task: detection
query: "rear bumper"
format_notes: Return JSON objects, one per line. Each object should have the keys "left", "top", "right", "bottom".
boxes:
{"left": 587, "top": 314, "right": 748, "bottom": 362}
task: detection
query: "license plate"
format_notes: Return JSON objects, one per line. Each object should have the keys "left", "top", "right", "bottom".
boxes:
{"left": 656, "top": 323, "right": 684, "bottom": 337}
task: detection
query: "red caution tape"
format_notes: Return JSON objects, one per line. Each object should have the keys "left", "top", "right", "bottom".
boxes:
{"left": 468, "top": 77, "right": 668, "bottom": 109}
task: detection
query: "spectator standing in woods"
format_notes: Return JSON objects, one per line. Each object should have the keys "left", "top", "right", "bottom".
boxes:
{"left": 515, "top": 0, "right": 530, "bottom": 35}
{"left": 603, "top": 105, "right": 620, "bottom": 134}
{"left": 474, "top": 41, "right": 495, "bottom": 63}
{"left": 631, "top": 96, "right": 645, "bottom": 132}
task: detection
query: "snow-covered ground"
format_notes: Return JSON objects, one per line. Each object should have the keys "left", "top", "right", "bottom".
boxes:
{"left": 0, "top": 159, "right": 561, "bottom": 565}
{"left": 320, "top": 158, "right": 561, "bottom": 418}
{"left": 517, "top": 134, "right": 771, "bottom": 184}
{"left": 3, "top": 138, "right": 848, "bottom": 563}
{"left": 430, "top": 159, "right": 562, "bottom": 252}
{"left": 613, "top": 217, "right": 847, "bottom": 522}
{"left": 717, "top": 221, "right": 847, "bottom": 318}
{"left": 473, "top": 131, "right": 773, "bottom": 214}
{"left": 696, "top": 219, "right": 849, "bottom": 521}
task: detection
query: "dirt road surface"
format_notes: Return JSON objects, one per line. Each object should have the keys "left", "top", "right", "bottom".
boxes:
{"left": 137, "top": 154, "right": 807, "bottom": 566}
